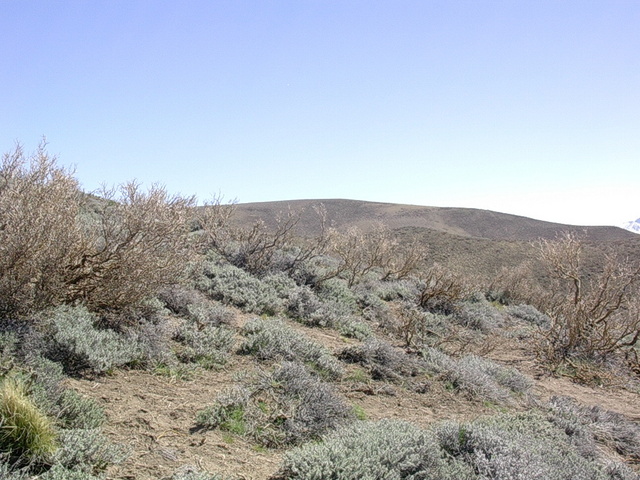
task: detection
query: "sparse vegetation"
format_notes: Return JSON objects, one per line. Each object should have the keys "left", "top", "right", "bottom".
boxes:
{"left": 1, "top": 143, "right": 639, "bottom": 479}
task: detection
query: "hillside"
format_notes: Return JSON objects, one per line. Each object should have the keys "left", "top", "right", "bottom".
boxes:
{"left": 3, "top": 151, "right": 640, "bottom": 480}
{"left": 232, "top": 199, "right": 636, "bottom": 241}
{"left": 232, "top": 199, "right": 640, "bottom": 280}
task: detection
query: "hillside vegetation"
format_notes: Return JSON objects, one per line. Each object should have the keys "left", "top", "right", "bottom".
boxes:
{"left": 1, "top": 144, "right": 640, "bottom": 479}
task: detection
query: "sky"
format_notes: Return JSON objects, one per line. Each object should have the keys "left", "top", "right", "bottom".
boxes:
{"left": 1, "top": 1, "right": 639, "bottom": 227}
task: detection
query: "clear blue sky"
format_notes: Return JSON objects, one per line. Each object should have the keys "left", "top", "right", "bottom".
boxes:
{"left": 1, "top": 1, "right": 639, "bottom": 226}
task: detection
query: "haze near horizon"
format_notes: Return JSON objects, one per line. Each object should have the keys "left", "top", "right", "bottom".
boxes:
{"left": 1, "top": 1, "right": 638, "bottom": 227}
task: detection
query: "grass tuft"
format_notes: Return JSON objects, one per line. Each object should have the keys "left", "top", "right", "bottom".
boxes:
{"left": 0, "top": 378, "right": 57, "bottom": 461}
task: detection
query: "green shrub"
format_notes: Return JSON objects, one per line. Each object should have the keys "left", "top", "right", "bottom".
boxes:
{"left": 43, "top": 305, "right": 143, "bottom": 374}
{"left": 26, "top": 357, "right": 102, "bottom": 430}
{"left": 195, "top": 386, "right": 250, "bottom": 434}
{"left": 286, "top": 284, "right": 357, "bottom": 331}
{"left": 315, "top": 279, "right": 359, "bottom": 313}
{"left": 335, "top": 317, "right": 372, "bottom": 340}
{"left": 52, "top": 428, "right": 128, "bottom": 472}
{"left": 240, "top": 318, "right": 343, "bottom": 379}
{"left": 197, "top": 362, "right": 352, "bottom": 447}
{"left": 0, "top": 459, "right": 30, "bottom": 479}
{"left": 0, "top": 331, "right": 18, "bottom": 374}
{"left": 454, "top": 298, "right": 505, "bottom": 332}
{"left": 56, "top": 390, "right": 106, "bottom": 430}
{"left": 272, "top": 419, "right": 474, "bottom": 480}
{"left": 421, "top": 348, "right": 532, "bottom": 403}
{"left": 548, "top": 396, "right": 640, "bottom": 460}
{"left": 186, "top": 302, "right": 235, "bottom": 328}
{"left": 435, "top": 412, "right": 637, "bottom": 480}
{"left": 360, "top": 278, "right": 418, "bottom": 302}
{"left": 339, "top": 338, "right": 423, "bottom": 384}
{"left": 274, "top": 414, "right": 637, "bottom": 480}
{"left": 506, "top": 304, "right": 551, "bottom": 327}
{"left": 262, "top": 272, "right": 299, "bottom": 299}
{"left": 196, "top": 262, "right": 284, "bottom": 315}
{"left": 266, "top": 362, "right": 353, "bottom": 445}
{"left": 175, "top": 322, "right": 235, "bottom": 368}
{"left": 0, "top": 378, "right": 58, "bottom": 461}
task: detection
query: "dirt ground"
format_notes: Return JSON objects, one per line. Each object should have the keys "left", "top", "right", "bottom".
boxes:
{"left": 67, "top": 317, "right": 640, "bottom": 480}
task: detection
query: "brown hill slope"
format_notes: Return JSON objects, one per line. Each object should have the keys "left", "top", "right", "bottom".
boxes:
{"left": 232, "top": 199, "right": 635, "bottom": 242}
{"left": 231, "top": 199, "right": 640, "bottom": 278}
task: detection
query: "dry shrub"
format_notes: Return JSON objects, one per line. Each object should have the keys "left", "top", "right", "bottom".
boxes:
{"left": 486, "top": 261, "right": 538, "bottom": 305}
{"left": 66, "top": 182, "right": 195, "bottom": 312}
{"left": 196, "top": 202, "right": 331, "bottom": 277}
{"left": 0, "top": 143, "right": 82, "bottom": 316}
{"left": 393, "top": 302, "right": 446, "bottom": 347}
{"left": 533, "top": 232, "right": 640, "bottom": 368}
{"left": 321, "top": 223, "right": 427, "bottom": 287}
{"left": 416, "top": 264, "right": 471, "bottom": 315}
{"left": 0, "top": 143, "right": 195, "bottom": 317}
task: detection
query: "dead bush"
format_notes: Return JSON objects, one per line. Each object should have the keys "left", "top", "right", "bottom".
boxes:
{"left": 416, "top": 264, "right": 470, "bottom": 315}
{"left": 196, "top": 203, "right": 331, "bottom": 277}
{"left": 65, "top": 182, "right": 195, "bottom": 313}
{"left": 0, "top": 143, "right": 196, "bottom": 318}
{"left": 0, "top": 142, "right": 82, "bottom": 316}
{"left": 533, "top": 232, "right": 640, "bottom": 368}
{"left": 320, "top": 224, "right": 427, "bottom": 287}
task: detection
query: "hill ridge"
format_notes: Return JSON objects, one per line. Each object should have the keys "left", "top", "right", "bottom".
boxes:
{"left": 233, "top": 198, "right": 636, "bottom": 243}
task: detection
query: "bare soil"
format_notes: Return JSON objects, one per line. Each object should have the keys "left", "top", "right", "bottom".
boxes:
{"left": 67, "top": 315, "right": 640, "bottom": 480}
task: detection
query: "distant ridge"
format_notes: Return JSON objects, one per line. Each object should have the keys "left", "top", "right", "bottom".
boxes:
{"left": 233, "top": 199, "right": 636, "bottom": 243}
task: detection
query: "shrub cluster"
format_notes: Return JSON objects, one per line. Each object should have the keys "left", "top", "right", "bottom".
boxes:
{"left": 394, "top": 302, "right": 449, "bottom": 347}
{"left": 174, "top": 321, "right": 235, "bottom": 369}
{"left": 273, "top": 413, "right": 638, "bottom": 480}
{"left": 338, "top": 338, "right": 424, "bottom": 384}
{"left": 194, "top": 261, "right": 288, "bottom": 315}
{"left": 506, "top": 303, "right": 551, "bottom": 327}
{"left": 196, "top": 362, "right": 353, "bottom": 447}
{"left": 533, "top": 232, "right": 640, "bottom": 368}
{"left": 0, "top": 357, "right": 125, "bottom": 477}
{"left": 28, "top": 356, "right": 106, "bottom": 430}
{"left": 271, "top": 419, "right": 475, "bottom": 480}
{"left": 434, "top": 412, "right": 637, "bottom": 480}
{"left": 454, "top": 296, "right": 505, "bottom": 332}
{"left": 0, "top": 377, "right": 58, "bottom": 463}
{"left": 286, "top": 284, "right": 372, "bottom": 339}
{"left": 421, "top": 347, "right": 532, "bottom": 403}
{"left": 37, "top": 305, "right": 143, "bottom": 374}
{"left": 240, "top": 318, "right": 343, "bottom": 379}
{"left": 548, "top": 396, "right": 640, "bottom": 461}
